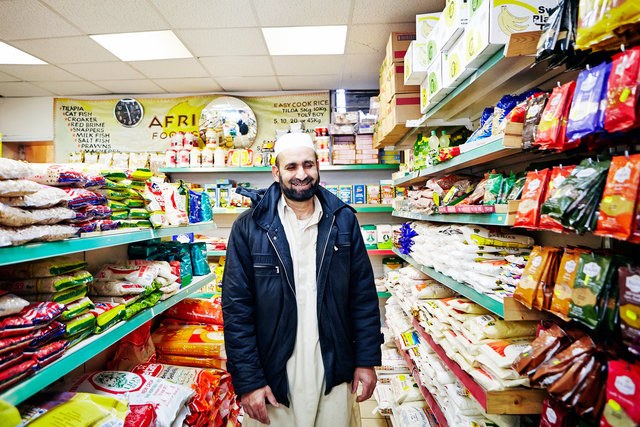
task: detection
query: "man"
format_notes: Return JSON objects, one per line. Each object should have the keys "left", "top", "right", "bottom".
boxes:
{"left": 222, "top": 132, "right": 382, "bottom": 426}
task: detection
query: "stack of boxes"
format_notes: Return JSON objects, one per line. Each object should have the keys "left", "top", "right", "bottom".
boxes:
{"left": 411, "top": 0, "right": 556, "bottom": 115}
{"left": 331, "top": 135, "right": 356, "bottom": 165}
{"left": 374, "top": 32, "right": 422, "bottom": 147}
{"left": 355, "top": 134, "right": 378, "bottom": 164}
{"left": 324, "top": 181, "right": 395, "bottom": 206}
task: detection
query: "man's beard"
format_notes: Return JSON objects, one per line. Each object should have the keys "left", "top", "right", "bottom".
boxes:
{"left": 279, "top": 175, "right": 320, "bottom": 202}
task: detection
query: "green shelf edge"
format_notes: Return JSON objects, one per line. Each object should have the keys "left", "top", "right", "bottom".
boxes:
{"left": 207, "top": 250, "right": 227, "bottom": 256}
{"left": 392, "top": 210, "right": 509, "bottom": 226}
{"left": 0, "top": 272, "right": 215, "bottom": 406}
{"left": 0, "top": 222, "right": 215, "bottom": 267}
{"left": 160, "top": 165, "right": 398, "bottom": 173}
{"left": 378, "top": 291, "right": 392, "bottom": 297}
{"left": 213, "top": 206, "right": 393, "bottom": 214}
{"left": 392, "top": 248, "right": 504, "bottom": 317}
{"left": 393, "top": 171, "right": 420, "bottom": 186}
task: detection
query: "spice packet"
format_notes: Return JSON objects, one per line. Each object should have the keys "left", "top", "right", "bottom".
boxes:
{"left": 483, "top": 174, "right": 503, "bottom": 205}
{"left": 531, "top": 335, "right": 595, "bottom": 388}
{"left": 538, "top": 165, "right": 576, "bottom": 233}
{"left": 548, "top": 248, "right": 588, "bottom": 321}
{"left": 604, "top": 47, "right": 640, "bottom": 133}
{"left": 522, "top": 94, "right": 549, "bottom": 150}
{"left": 595, "top": 154, "right": 640, "bottom": 240}
{"left": 535, "top": 249, "right": 561, "bottom": 311}
{"left": 514, "top": 246, "right": 550, "bottom": 309}
{"left": 514, "top": 169, "right": 550, "bottom": 229}
{"left": 566, "top": 61, "right": 611, "bottom": 142}
{"left": 568, "top": 252, "right": 613, "bottom": 329}
{"left": 618, "top": 266, "right": 640, "bottom": 356}
{"left": 512, "top": 324, "right": 569, "bottom": 377}
{"left": 536, "top": 82, "right": 576, "bottom": 151}
{"left": 601, "top": 360, "right": 640, "bottom": 427}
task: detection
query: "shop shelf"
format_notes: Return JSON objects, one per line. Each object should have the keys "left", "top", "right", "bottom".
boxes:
{"left": 392, "top": 136, "right": 520, "bottom": 186}
{"left": 160, "top": 164, "right": 398, "bottom": 173}
{"left": 392, "top": 210, "right": 513, "bottom": 226}
{"left": 393, "top": 249, "right": 545, "bottom": 321}
{"left": 0, "top": 223, "right": 216, "bottom": 267}
{"left": 412, "top": 319, "right": 546, "bottom": 414}
{"left": 368, "top": 249, "right": 395, "bottom": 255}
{"left": 393, "top": 337, "right": 449, "bottom": 427}
{"left": 377, "top": 291, "right": 392, "bottom": 298}
{"left": 153, "top": 221, "right": 216, "bottom": 238}
{"left": 0, "top": 272, "right": 215, "bottom": 406}
{"left": 207, "top": 250, "right": 227, "bottom": 256}
{"left": 213, "top": 205, "right": 393, "bottom": 214}
{"left": 213, "top": 208, "right": 250, "bottom": 214}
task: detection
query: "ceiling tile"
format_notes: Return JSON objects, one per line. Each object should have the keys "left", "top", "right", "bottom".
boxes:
{"left": 59, "top": 62, "right": 144, "bottom": 81}
{"left": 129, "top": 58, "right": 208, "bottom": 79}
{"left": 0, "top": 81, "right": 54, "bottom": 97}
{"left": 0, "top": 70, "right": 20, "bottom": 82}
{"left": 340, "top": 73, "right": 379, "bottom": 90}
{"left": 153, "top": 78, "right": 222, "bottom": 93}
{"left": 176, "top": 28, "right": 268, "bottom": 57}
{"left": 199, "top": 56, "right": 274, "bottom": 77}
{"left": 152, "top": 0, "right": 258, "bottom": 29}
{"left": 34, "top": 80, "right": 111, "bottom": 96}
{"left": 343, "top": 54, "right": 384, "bottom": 77}
{"left": 279, "top": 75, "right": 339, "bottom": 90}
{"left": 40, "top": 0, "right": 167, "bottom": 34}
{"left": 272, "top": 55, "right": 344, "bottom": 76}
{"left": 11, "top": 37, "right": 120, "bottom": 64}
{"left": 93, "top": 79, "right": 165, "bottom": 94}
{"left": 0, "top": 65, "right": 80, "bottom": 81}
{"left": 0, "top": 0, "right": 82, "bottom": 40}
{"left": 352, "top": 0, "right": 444, "bottom": 24}
{"left": 346, "top": 23, "right": 414, "bottom": 54}
{"left": 215, "top": 76, "right": 280, "bottom": 92}
{"left": 252, "top": 0, "right": 351, "bottom": 26}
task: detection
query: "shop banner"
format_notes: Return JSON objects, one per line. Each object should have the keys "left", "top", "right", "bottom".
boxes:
{"left": 53, "top": 92, "right": 330, "bottom": 162}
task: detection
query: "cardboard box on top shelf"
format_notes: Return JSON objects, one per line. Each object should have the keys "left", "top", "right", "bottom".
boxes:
{"left": 333, "top": 111, "right": 359, "bottom": 124}
{"left": 464, "top": 0, "right": 557, "bottom": 69}
{"left": 387, "top": 93, "right": 421, "bottom": 124}
{"left": 438, "top": 0, "right": 470, "bottom": 51}
{"left": 442, "top": 33, "right": 477, "bottom": 89}
{"left": 404, "top": 41, "right": 429, "bottom": 85}
{"left": 384, "top": 63, "right": 420, "bottom": 96}
{"left": 386, "top": 32, "right": 416, "bottom": 64}
{"left": 416, "top": 13, "right": 441, "bottom": 43}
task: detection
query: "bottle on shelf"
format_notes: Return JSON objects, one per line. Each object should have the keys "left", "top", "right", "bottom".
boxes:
{"left": 440, "top": 130, "right": 450, "bottom": 148}
{"left": 202, "top": 143, "right": 215, "bottom": 167}
{"left": 412, "top": 132, "right": 423, "bottom": 170}
{"left": 428, "top": 130, "right": 440, "bottom": 151}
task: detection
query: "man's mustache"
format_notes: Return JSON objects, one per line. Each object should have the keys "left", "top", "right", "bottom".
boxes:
{"left": 290, "top": 178, "right": 314, "bottom": 185}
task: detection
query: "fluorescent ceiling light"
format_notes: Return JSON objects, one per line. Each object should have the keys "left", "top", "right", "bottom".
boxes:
{"left": 262, "top": 25, "right": 347, "bottom": 55}
{"left": 0, "top": 42, "right": 46, "bottom": 64}
{"left": 90, "top": 30, "right": 192, "bottom": 61}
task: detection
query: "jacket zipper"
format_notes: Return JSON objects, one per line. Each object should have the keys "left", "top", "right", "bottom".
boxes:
{"left": 316, "top": 216, "right": 336, "bottom": 282}
{"left": 267, "top": 233, "right": 295, "bottom": 296}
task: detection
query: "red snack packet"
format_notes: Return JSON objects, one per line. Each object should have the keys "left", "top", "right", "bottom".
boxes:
{"left": 0, "top": 302, "right": 65, "bottom": 339}
{"left": 514, "top": 169, "right": 551, "bottom": 228}
{"left": 604, "top": 46, "right": 640, "bottom": 133}
{"left": 539, "top": 165, "right": 576, "bottom": 232}
{"left": 600, "top": 360, "right": 640, "bottom": 426}
{"left": 165, "top": 297, "right": 223, "bottom": 325}
{"left": 595, "top": 154, "right": 640, "bottom": 240}
{"left": 540, "top": 397, "right": 570, "bottom": 427}
{"left": 536, "top": 82, "right": 576, "bottom": 151}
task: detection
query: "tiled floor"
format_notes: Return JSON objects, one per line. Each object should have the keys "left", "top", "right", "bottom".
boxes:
{"left": 358, "top": 396, "right": 392, "bottom": 427}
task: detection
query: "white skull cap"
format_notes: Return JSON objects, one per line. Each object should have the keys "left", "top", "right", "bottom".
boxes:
{"left": 274, "top": 132, "right": 315, "bottom": 159}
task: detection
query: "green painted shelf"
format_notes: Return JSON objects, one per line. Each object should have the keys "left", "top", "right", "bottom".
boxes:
{"left": 392, "top": 137, "right": 519, "bottom": 186}
{"left": 208, "top": 249, "right": 393, "bottom": 257}
{"left": 0, "top": 222, "right": 216, "bottom": 267}
{"left": 213, "top": 205, "right": 393, "bottom": 214}
{"left": 392, "top": 210, "right": 512, "bottom": 226}
{"left": 0, "top": 272, "right": 215, "bottom": 406}
{"left": 160, "top": 164, "right": 398, "bottom": 173}
{"left": 377, "top": 291, "right": 392, "bottom": 297}
{"left": 207, "top": 250, "right": 227, "bottom": 256}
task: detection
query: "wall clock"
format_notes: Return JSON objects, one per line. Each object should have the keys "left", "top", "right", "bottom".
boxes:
{"left": 114, "top": 98, "right": 144, "bottom": 128}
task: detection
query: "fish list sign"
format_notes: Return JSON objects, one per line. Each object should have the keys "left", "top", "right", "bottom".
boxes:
{"left": 54, "top": 91, "right": 330, "bottom": 162}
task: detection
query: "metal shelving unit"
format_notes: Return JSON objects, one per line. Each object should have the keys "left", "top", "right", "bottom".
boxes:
{"left": 392, "top": 210, "right": 512, "bottom": 226}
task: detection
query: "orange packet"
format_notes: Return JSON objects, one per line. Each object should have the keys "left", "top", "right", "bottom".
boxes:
{"left": 515, "top": 246, "right": 549, "bottom": 309}
{"left": 514, "top": 169, "right": 550, "bottom": 229}
{"left": 595, "top": 154, "right": 640, "bottom": 240}
{"left": 548, "top": 248, "right": 588, "bottom": 321}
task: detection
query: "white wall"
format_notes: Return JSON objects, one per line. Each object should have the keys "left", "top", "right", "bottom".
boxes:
{"left": 0, "top": 97, "right": 54, "bottom": 142}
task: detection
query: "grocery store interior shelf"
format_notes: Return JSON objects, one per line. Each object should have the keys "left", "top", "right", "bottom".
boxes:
{"left": 413, "top": 319, "right": 546, "bottom": 414}
{"left": 160, "top": 164, "right": 399, "bottom": 173}
{"left": 394, "top": 337, "right": 449, "bottom": 427}
{"left": 0, "top": 222, "right": 216, "bottom": 266}
{"left": 213, "top": 205, "right": 393, "bottom": 214}
{"left": 208, "top": 249, "right": 394, "bottom": 257}
{"left": 377, "top": 291, "right": 392, "bottom": 298}
{"left": 207, "top": 250, "right": 227, "bottom": 256}
{"left": 393, "top": 248, "right": 545, "bottom": 321}
{"left": 0, "top": 272, "right": 215, "bottom": 406}
{"left": 392, "top": 137, "right": 520, "bottom": 186}
{"left": 392, "top": 211, "right": 513, "bottom": 227}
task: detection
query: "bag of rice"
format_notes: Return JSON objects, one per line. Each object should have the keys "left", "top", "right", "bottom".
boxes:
{"left": 63, "top": 188, "right": 106, "bottom": 210}
{"left": 0, "top": 158, "right": 32, "bottom": 180}
{"left": 94, "top": 264, "right": 158, "bottom": 288}
{"left": 3, "top": 270, "right": 93, "bottom": 294}
{"left": 152, "top": 322, "right": 225, "bottom": 358}
{"left": 24, "top": 285, "right": 88, "bottom": 305}
{"left": 27, "top": 320, "right": 66, "bottom": 349}
{"left": 63, "top": 312, "right": 96, "bottom": 337}
{"left": 0, "top": 291, "right": 30, "bottom": 317}
{"left": 462, "top": 315, "right": 537, "bottom": 341}
{"left": 89, "top": 302, "right": 124, "bottom": 334}
{"left": 447, "top": 298, "right": 492, "bottom": 315}
{"left": 0, "top": 179, "right": 42, "bottom": 197}
{"left": 0, "top": 359, "right": 37, "bottom": 391}
{"left": 0, "top": 301, "right": 65, "bottom": 338}
{"left": 0, "top": 349, "right": 24, "bottom": 372}
{"left": 1, "top": 186, "right": 72, "bottom": 209}
{"left": 478, "top": 338, "right": 532, "bottom": 369}
{"left": 89, "top": 280, "right": 148, "bottom": 297}
{"left": 25, "top": 339, "right": 69, "bottom": 369}
{"left": 156, "top": 354, "right": 227, "bottom": 370}
{"left": 0, "top": 255, "right": 87, "bottom": 279}
{"left": 59, "top": 371, "right": 194, "bottom": 427}
{"left": 165, "top": 297, "right": 223, "bottom": 325}
{"left": 18, "top": 392, "right": 128, "bottom": 427}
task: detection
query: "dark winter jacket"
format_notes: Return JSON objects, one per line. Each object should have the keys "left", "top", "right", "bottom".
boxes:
{"left": 221, "top": 182, "right": 383, "bottom": 406}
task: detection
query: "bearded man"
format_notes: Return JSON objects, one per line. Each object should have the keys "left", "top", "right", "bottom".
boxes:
{"left": 222, "top": 132, "right": 382, "bottom": 426}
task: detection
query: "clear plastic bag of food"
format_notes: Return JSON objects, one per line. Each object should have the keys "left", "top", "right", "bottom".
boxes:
{"left": 0, "top": 158, "right": 32, "bottom": 180}
{"left": 0, "top": 179, "right": 42, "bottom": 197}
{"left": 1, "top": 185, "right": 71, "bottom": 208}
